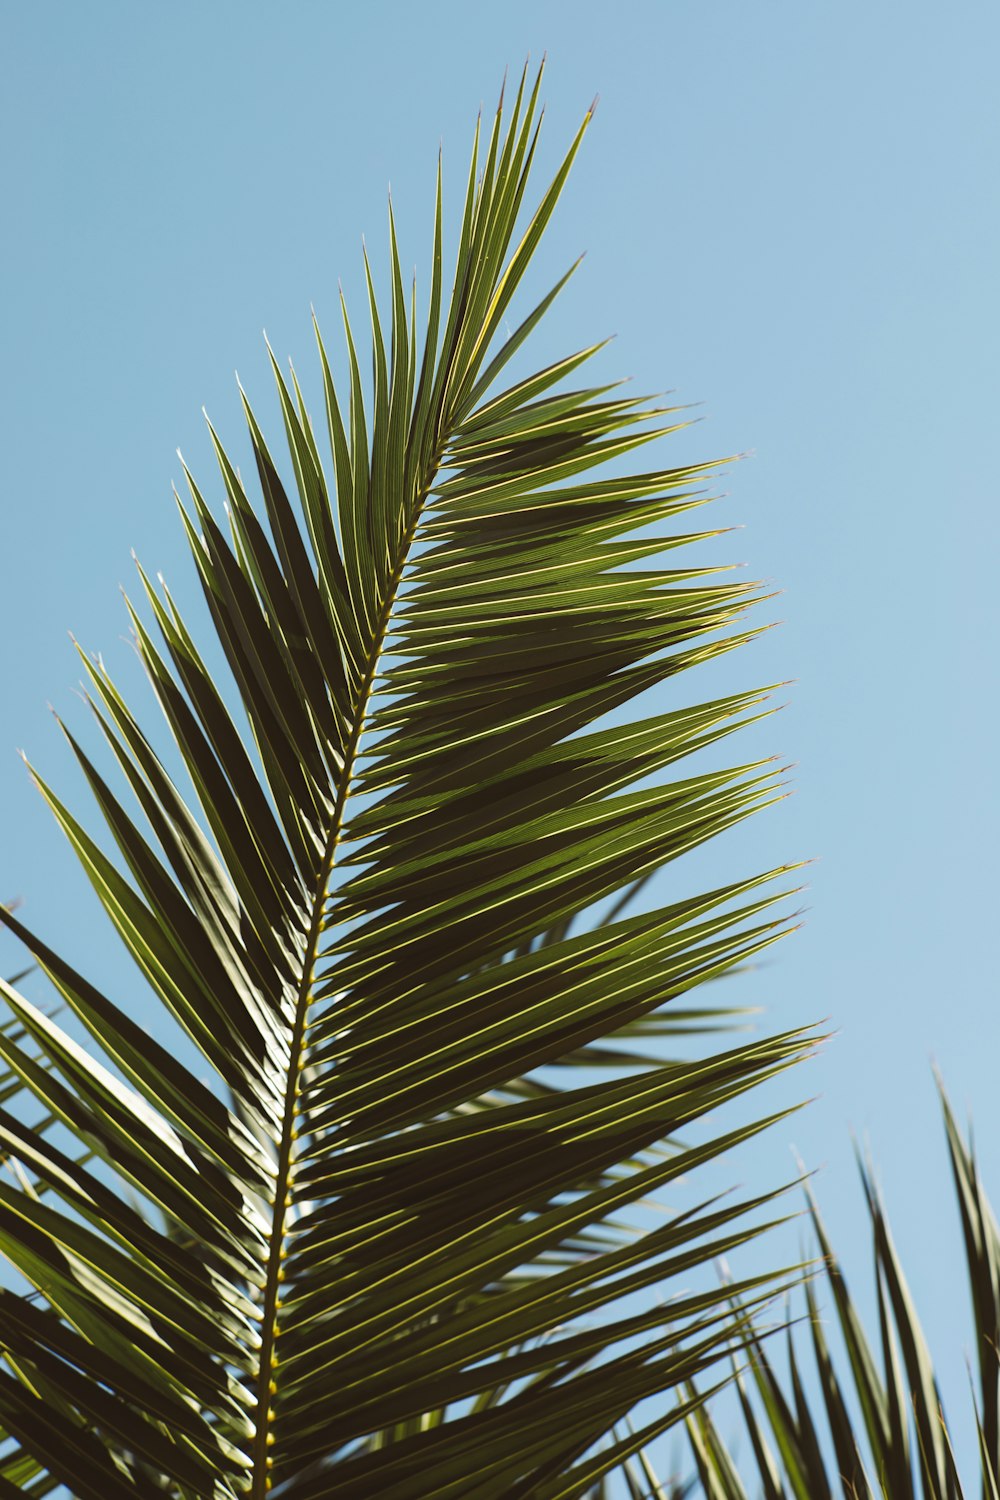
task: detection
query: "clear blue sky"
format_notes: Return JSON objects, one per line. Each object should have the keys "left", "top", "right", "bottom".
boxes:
{"left": 3, "top": 0, "right": 999, "bottom": 1481}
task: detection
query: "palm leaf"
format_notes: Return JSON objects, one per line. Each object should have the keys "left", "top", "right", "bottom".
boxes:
{"left": 0, "top": 67, "right": 810, "bottom": 1497}
{"left": 688, "top": 1084, "right": 1000, "bottom": 1498}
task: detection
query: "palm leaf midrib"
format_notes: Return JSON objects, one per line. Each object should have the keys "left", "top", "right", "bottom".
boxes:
{"left": 248, "top": 442, "right": 445, "bottom": 1491}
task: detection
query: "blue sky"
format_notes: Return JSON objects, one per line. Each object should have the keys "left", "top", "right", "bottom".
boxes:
{"left": 3, "top": 0, "right": 999, "bottom": 1481}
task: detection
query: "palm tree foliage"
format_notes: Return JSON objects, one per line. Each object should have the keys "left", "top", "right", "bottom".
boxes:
{"left": 0, "top": 67, "right": 812, "bottom": 1497}
{"left": 686, "top": 1089, "right": 1000, "bottom": 1499}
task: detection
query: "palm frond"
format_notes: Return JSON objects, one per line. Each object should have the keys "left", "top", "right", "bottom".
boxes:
{"left": 688, "top": 1084, "right": 1000, "bottom": 1499}
{"left": 0, "top": 67, "right": 810, "bottom": 1497}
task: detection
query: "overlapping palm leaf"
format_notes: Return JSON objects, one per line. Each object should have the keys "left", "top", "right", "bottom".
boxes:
{"left": 686, "top": 1087, "right": 1000, "bottom": 1499}
{"left": 0, "top": 67, "right": 812, "bottom": 1497}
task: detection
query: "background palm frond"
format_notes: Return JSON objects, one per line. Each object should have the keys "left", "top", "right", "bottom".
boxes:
{"left": 687, "top": 1084, "right": 1000, "bottom": 1499}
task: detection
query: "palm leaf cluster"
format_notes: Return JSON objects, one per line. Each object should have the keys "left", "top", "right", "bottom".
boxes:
{"left": 0, "top": 68, "right": 811, "bottom": 1497}
{"left": 689, "top": 1089, "right": 1000, "bottom": 1499}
